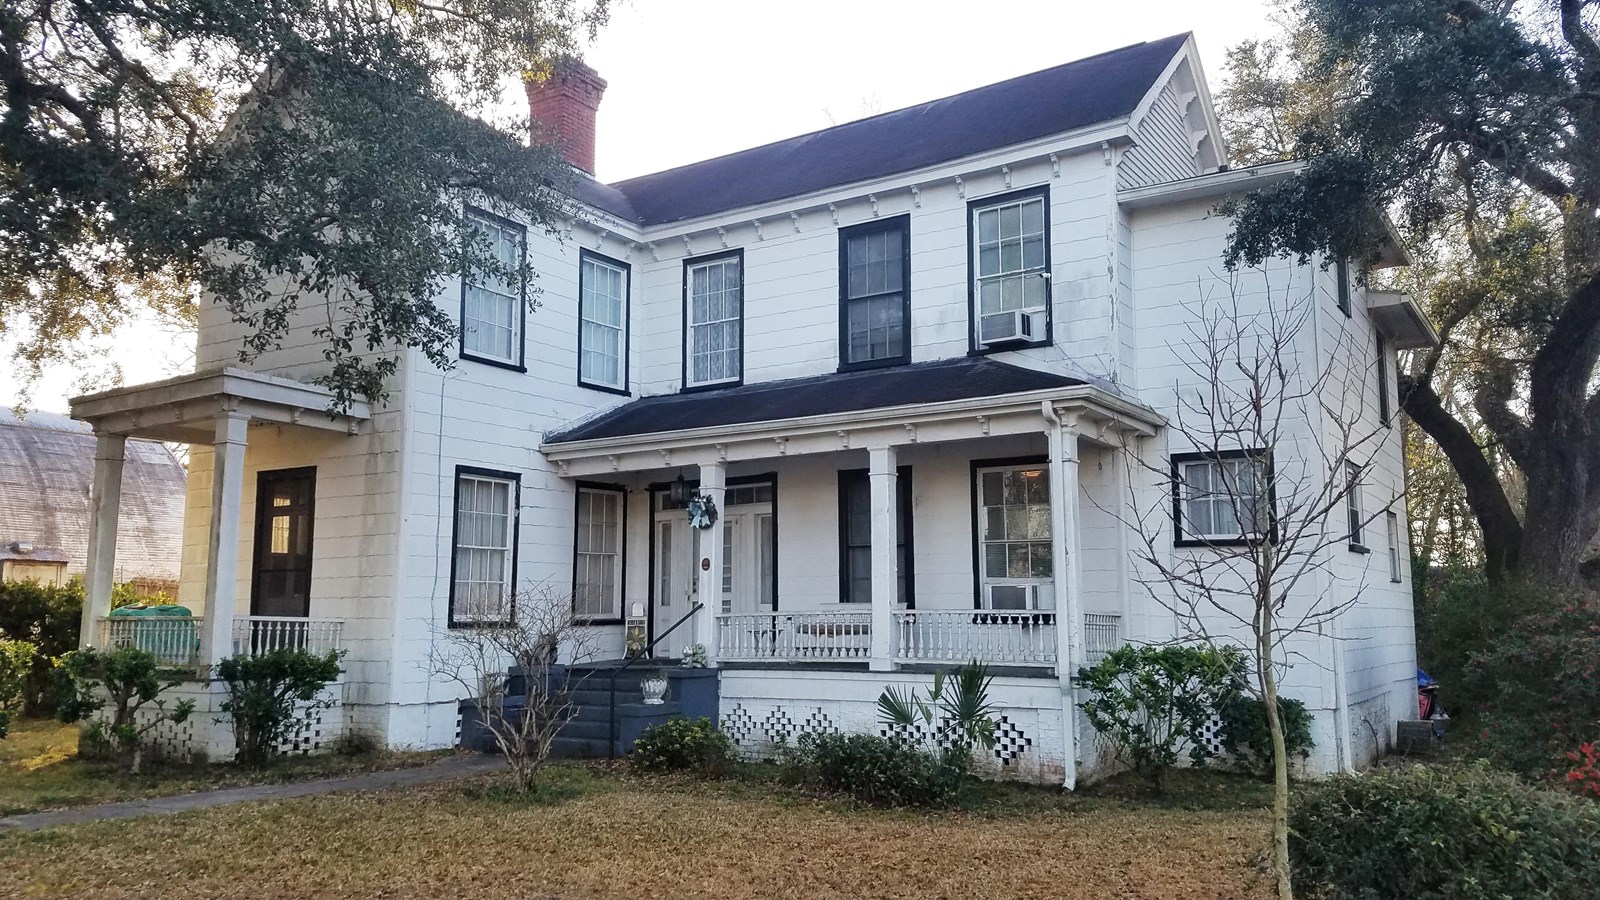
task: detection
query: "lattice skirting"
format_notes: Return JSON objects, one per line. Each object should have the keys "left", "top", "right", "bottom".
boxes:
{"left": 719, "top": 692, "right": 1063, "bottom": 783}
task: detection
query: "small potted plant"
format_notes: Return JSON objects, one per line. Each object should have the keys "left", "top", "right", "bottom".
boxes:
{"left": 640, "top": 670, "right": 670, "bottom": 705}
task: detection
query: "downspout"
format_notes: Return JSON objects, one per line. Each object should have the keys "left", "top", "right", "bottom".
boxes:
{"left": 1042, "top": 400, "right": 1081, "bottom": 790}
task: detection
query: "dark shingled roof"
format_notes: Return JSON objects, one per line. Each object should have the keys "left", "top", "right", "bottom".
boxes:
{"left": 605, "top": 34, "right": 1188, "bottom": 226}
{"left": 0, "top": 410, "right": 186, "bottom": 582}
{"left": 545, "top": 357, "right": 1085, "bottom": 443}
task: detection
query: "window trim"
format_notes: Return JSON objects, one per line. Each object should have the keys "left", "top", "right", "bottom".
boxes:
{"left": 680, "top": 248, "right": 746, "bottom": 392}
{"left": 837, "top": 214, "right": 912, "bottom": 372}
{"left": 577, "top": 248, "right": 632, "bottom": 396}
{"left": 1335, "top": 259, "right": 1353, "bottom": 318}
{"left": 1171, "top": 449, "right": 1277, "bottom": 548}
{"left": 571, "top": 480, "right": 628, "bottom": 625}
{"left": 969, "top": 455, "right": 1054, "bottom": 609}
{"left": 1376, "top": 333, "right": 1391, "bottom": 427}
{"left": 459, "top": 206, "right": 528, "bottom": 372}
{"left": 966, "top": 185, "right": 1053, "bottom": 355}
{"left": 1386, "top": 510, "right": 1403, "bottom": 582}
{"left": 447, "top": 465, "right": 521, "bottom": 629}
{"left": 1347, "top": 462, "right": 1369, "bottom": 553}
{"left": 836, "top": 466, "right": 915, "bottom": 608}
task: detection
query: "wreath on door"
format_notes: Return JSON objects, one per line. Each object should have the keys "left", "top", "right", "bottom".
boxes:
{"left": 687, "top": 493, "right": 719, "bottom": 529}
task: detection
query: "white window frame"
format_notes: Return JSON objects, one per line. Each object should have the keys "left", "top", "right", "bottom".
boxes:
{"left": 684, "top": 253, "right": 743, "bottom": 388}
{"left": 579, "top": 251, "right": 629, "bottom": 392}
{"left": 1347, "top": 462, "right": 1367, "bottom": 551}
{"left": 461, "top": 210, "right": 525, "bottom": 368}
{"left": 974, "top": 463, "right": 1054, "bottom": 610}
{"left": 1386, "top": 511, "right": 1403, "bottom": 582}
{"left": 1174, "top": 452, "right": 1270, "bottom": 544}
{"left": 971, "top": 190, "right": 1050, "bottom": 347}
{"left": 574, "top": 485, "right": 625, "bottom": 621}
{"left": 450, "top": 469, "right": 519, "bottom": 627}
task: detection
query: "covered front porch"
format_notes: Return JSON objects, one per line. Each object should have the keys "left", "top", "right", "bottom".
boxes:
{"left": 68, "top": 368, "right": 369, "bottom": 676}
{"left": 540, "top": 358, "right": 1161, "bottom": 678}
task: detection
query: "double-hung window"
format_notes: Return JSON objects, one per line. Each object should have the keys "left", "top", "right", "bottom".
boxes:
{"left": 839, "top": 217, "right": 911, "bottom": 369}
{"left": 684, "top": 252, "right": 743, "bottom": 388}
{"left": 972, "top": 188, "right": 1050, "bottom": 349}
{"left": 574, "top": 484, "right": 624, "bottom": 621}
{"left": 451, "top": 467, "right": 519, "bottom": 626}
{"left": 1335, "top": 259, "right": 1353, "bottom": 318}
{"left": 1376, "top": 334, "right": 1391, "bottom": 426}
{"left": 838, "top": 468, "right": 914, "bottom": 605}
{"left": 1347, "top": 462, "right": 1366, "bottom": 551}
{"left": 1386, "top": 511, "right": 1403, "bottom": 582}
{"left": 461, "top": 210, "right": 525, "bottom": 368}
{"left": 1173, "top": 451, "right": 1270, "bottom": 545}
{"left": 579, "top": 251, "right": 629, "bottom": 392}
{"left": 975, "top": 463, "right": 1053, "bottom": 610}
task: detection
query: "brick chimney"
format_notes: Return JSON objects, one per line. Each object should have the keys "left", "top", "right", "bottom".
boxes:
{"left": 525, "top": 58, "right": 607, "bottom": 176}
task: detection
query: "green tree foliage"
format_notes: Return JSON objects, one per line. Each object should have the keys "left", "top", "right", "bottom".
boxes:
{"left": 1220, "top": 0, "right": 1600, "bottom": 587}
{"left": 0, "top": 638, "right": 37, "bottom": 738}
{"left": 217, "top": 648, "right": 343, "bottom": 767}
{"left": 1459, "top": 592, "right": 1600, "bottom": 779}
{"left": 0, "top": 581, "right": 82, "bottom": 714}
{"left": 55, "top": 646, "right": 195, "bottom": 773}
{"left": 1, "top": 1, "right": 609, "bottom": 408}
{"left": 1077, "top": 644, "right": 1241, "bottom": 790}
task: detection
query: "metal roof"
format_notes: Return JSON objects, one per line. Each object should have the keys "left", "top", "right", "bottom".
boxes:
{"left": 0, "top": 410, "right": 186, "bottom": 582}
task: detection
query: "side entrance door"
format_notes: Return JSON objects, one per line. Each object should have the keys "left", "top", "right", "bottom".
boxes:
{"left": 251, "top": 467, "right": 316, "bottom": 618}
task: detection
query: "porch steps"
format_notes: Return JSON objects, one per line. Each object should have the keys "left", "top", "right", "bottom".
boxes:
{"left": 551, "top": 666, "right": 651, "bottom": 760}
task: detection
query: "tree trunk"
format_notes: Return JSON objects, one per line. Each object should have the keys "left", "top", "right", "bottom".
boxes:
{"left": 1258, "top": 598, "right": 1294, "bottom": 900}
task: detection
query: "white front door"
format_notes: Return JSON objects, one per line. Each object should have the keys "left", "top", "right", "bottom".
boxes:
{"left": 652, "top": 515, "right": 698, "bottom": 660}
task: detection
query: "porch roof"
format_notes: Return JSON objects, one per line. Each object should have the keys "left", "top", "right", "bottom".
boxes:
{"left": 68, "top": 367, "right": 371, "bottom": 443}
{"left": 540, "top": 358, "right": 1162, "bottom": 476}
{"left": 547, "top": 358, "right": 1086, "bottom": 443}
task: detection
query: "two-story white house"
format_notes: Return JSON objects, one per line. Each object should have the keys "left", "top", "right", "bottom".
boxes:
{"left": 68, "top": 33, "right": 1433, "bottom": 783}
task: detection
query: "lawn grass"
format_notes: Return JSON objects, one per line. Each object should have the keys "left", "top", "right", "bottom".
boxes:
{"left": 0, "top": 762, "right": 1274, "bottom": 899}
{"left": 0, "top": 717, "right": 449, "bottom": 816}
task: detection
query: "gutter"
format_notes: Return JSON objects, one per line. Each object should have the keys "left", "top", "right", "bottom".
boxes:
{"left": 1041, "top": 400, "right": 1082, "bottom": 791}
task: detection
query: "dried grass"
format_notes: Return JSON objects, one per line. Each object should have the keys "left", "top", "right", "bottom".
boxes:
{"left": 1, "top": 772, "right": 1272, "bottom": 899}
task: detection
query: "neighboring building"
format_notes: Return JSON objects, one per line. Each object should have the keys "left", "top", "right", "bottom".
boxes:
{"left": 69, "top": 33, "right": 1434, "bottom": 777}
{"left": 0, "top": 410, "right": 185, "bottom": 590}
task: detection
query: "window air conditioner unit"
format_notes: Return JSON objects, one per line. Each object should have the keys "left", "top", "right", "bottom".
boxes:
{"left": 978, "top": 309, "right": 1042, "bottom": 346}
{"left": 986, "top": 583, "right": 1053, "bottom": 611}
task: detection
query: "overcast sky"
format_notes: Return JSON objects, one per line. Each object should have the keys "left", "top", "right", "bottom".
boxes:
{"left": 2, "top": 0, "right": 1277, "bottom": 413}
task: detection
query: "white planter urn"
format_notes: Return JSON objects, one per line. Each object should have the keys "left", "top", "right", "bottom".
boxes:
{"left": 640, "top": 672, "right": 670, "bottom": 705}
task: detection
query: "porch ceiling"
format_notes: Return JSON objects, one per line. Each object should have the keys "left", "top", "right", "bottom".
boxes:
{"left": 539, "top": 375, "right": 1162, "bottom": 478}
{"left": 68, "top": 367, "right": 371, "bottom": 443}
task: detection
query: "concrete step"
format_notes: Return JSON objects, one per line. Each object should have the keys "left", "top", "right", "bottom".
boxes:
{"left": 550, "top": 735, "right": 612, "bottom": 760}
{"left": 557, "top": 718, "right": 613, "bottom": 740}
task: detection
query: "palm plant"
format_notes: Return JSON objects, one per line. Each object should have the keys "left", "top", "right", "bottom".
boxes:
{"left": 877, "top": 660, "right": 998, "bottom": 755}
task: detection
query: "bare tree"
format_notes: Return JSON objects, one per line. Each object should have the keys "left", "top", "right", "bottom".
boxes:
{"left": 428, "top": 585, "right": 599, "bottom": 793}
{"left": 1114, "top": 275, "right": 1396, "bottom": 900}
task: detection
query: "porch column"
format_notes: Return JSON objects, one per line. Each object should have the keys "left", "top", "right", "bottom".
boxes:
{"left": 693, "top": 461, "right": 726, "bottom": 665}
{"left": 79, "top": 432, "right": 127, "bottom": 649}
{"left": 868, "top": 445, "right": 898, "bottom": 672}
{"left": 1046, "top": 407, "right": 1084, "bottom": 788}
{"left": 198, "top": 412, "right": 250, "bottom": 671}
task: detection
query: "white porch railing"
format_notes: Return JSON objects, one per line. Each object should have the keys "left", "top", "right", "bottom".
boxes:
{"left": 99, "top": 616, "right": 203, "bottom": 666}
{"left": 892, "top": 610, "right": 1057, "bottom": 666}
{"left": 232, "top": 616, "right": 345, "bottom": 658}
{"left": 718, "top": 611, "right": 872, "bottom": 661}
{"left": 1083, "top": 613, "right": 1122, "bottom": 666}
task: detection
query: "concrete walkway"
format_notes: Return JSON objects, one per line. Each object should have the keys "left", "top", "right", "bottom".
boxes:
{"left": 0, "top": 753, "right": 505, "bottom": 833}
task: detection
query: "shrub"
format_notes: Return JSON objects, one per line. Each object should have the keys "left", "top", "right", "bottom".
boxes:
{"left": 1459, "top": 592, "right": 1600, "bottom": 779}
{"left": 0, "top": 581, "right": 81, "bottom": 714}
{"left": 1568, "top": 742, "right": 1600, "bottom": 801}
{"left": 1414, "top": 566, "right": 1520, "bottom": 703}
{"left": 781, "top": 731, "right": 969, "bottom": 808}
{"left": 1215, "top": 693, "right": 1314, "bottom": 778}
{"left": 1290, "top": 763, "right": 1600, "bottom": 900}
{"left": 0, "top": 638, "right": 36, "bottom": 739}
{"left": 1077, "top": 643, "right": 1241, "bottom": 789}
{"left": 630, "top": 717, "right": 734, "bottom": 777}
{"left": 217, "top": 648, "right": 343, "bottom": 767}
{"left": 54, "top": 646, "right": 194, "bottom": 772}
{"left": 877, "top": 661, "right": 998, "bottom": 757}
